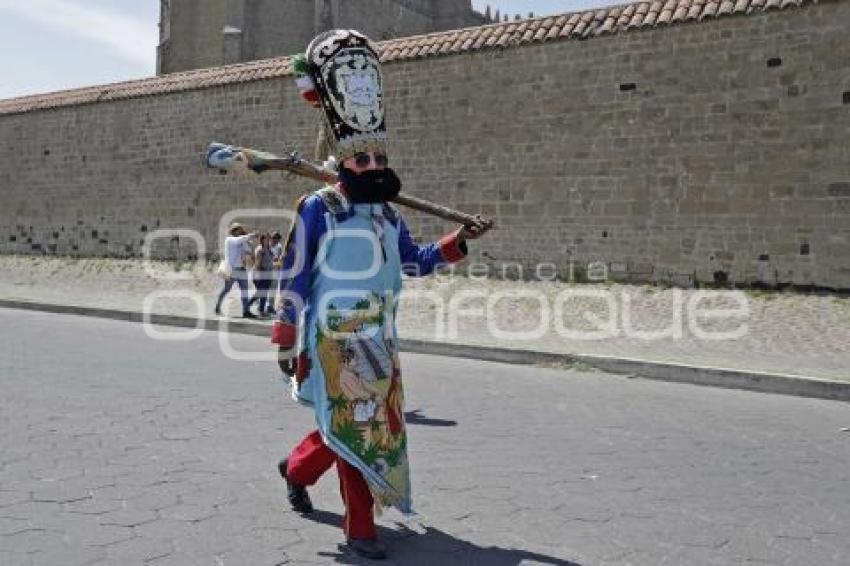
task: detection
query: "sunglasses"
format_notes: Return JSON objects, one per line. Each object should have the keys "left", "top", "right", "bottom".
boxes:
{"left": 353, "top": 153, "right": 389, "bottom": 168}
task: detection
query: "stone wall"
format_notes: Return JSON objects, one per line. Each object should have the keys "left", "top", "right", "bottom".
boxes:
{"left": 2, "top": 2, "right": 849, "bottom": 289}
{"left": 0, "top": 80, "right": 319, "bottom": 262}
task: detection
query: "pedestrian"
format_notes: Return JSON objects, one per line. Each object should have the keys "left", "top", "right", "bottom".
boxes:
{"left": 269, "top": 231, "right": 284, "bottom": 313}
{"left": 270, "top": 231, "right": 284, "bottom": 264}
{"left": 248, "top": 232, "right": 276, "bottom": 317}
{"left": 214, "top": 222, "right": 257, "bottom": 318}
{"left": 271, "top": 30, "right": 488, "bottom": 560}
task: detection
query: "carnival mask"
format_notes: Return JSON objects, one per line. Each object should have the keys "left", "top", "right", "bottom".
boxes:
{"left": 303, "top": 29, "right": 388, "bottom": 160}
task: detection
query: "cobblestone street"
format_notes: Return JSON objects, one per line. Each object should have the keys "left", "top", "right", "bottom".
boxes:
{"left": 1, "top": 308, "right": 848, "bottom": 565}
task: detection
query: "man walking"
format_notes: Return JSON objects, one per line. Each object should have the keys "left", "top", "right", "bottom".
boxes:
{"left": 214, "top": 222, "right": 257, "bottom": 318}
{"left": 271, "top": 29, "right": 487, "bottom": 560}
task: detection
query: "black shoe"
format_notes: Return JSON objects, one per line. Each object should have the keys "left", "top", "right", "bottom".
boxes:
{"left": 278, "top": 459, "right": 313, "bottom": 514}
{"left": 214, "top": 307, "right": 222, "bottom": 315}
{"left": 346, "top": 538, "right": 387, "bottom": 560}
{"left": 243, "top": 312, "right": 258, "bottom": 319}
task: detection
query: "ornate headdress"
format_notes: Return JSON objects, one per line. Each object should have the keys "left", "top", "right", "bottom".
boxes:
{"left": 294, "top": 30, "right": 387, "bottom": 163}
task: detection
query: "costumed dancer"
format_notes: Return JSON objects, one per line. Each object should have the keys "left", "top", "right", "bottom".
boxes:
{"left": 271, "top": 29, "right": 487, "bottom": 560}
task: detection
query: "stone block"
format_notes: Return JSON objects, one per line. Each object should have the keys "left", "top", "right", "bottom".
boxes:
{"left": 827, "top": 182, "right": 850, "bottom": 198}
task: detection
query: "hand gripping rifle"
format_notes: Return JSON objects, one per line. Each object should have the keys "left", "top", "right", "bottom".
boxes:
{"left": 204, "top": 143, "right": 494, "bottom": 231}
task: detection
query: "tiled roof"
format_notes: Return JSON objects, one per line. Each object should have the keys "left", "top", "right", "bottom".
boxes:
{"left": 0, "top": 0, "right": 818, "bottom": 116}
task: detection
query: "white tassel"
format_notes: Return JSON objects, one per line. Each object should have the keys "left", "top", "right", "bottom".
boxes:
{"left": 322, "top": 155, "right": 338, "bottom": 172}
{"left": 295, "top": 75, "right": 316, "bottom": 92}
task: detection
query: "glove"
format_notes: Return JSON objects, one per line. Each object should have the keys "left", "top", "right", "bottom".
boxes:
{"left": 459, "top": 215, "right": 492, "bottom": 240}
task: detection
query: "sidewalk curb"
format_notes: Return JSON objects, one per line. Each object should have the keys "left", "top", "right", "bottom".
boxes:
{"left": 2, "top": 298, "right": 848, "bottom": 403}
{"left": 397, "top": 340, "right": 850, "bottom": 402}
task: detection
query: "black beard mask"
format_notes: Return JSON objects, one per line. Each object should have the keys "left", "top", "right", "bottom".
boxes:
{"left": 338, "top": 167, "right": 402, "bottom": 204}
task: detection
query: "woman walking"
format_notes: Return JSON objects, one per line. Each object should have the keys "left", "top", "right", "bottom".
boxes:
{"left": 249, "top": 232, "right": 276, "bottom": 317}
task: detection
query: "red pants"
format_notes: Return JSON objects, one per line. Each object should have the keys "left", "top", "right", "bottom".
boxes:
{"left": 286, "top": 430, "right": 376, "bottom": 539}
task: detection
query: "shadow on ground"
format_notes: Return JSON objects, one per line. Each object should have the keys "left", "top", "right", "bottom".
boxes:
{"left": 405, "top": 409, "right": 458, "bottom": 427}
{"left": 307, "top": 510, "right": 581, "bottom": 565}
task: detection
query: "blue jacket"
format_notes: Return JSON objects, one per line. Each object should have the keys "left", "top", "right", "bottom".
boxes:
{"left": 276, "top": 189, "right": 467, "bottom": 326}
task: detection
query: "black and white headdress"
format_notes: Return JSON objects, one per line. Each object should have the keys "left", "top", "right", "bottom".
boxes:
{"left": 294, "top": 30, "right": 387, "bottom": 162}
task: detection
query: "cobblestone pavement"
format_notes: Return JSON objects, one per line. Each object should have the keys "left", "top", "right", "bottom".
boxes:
{"left": 1, "top": 308, "right": 848, "bottom": 565}
{"left": 1, "top": 255, "right": 848, "bottom": 380}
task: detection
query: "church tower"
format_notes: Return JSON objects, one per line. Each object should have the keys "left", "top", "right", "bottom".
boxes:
{"left": 433, "top": 0, "right": 487, "bottom": 31}
{"left": 157, "top": 0, "right": 488, "bottom": 75}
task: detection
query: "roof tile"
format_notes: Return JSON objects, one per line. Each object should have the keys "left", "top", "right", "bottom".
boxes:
{"left": 0, "top": 0, "right": 824, "bottom": 116}
{"left": 545, "top": 24, "right": 562, "bottom": 40}
{"left": 600, "top": 14, "right": 618, "bottom": 33}
{"left": 645, "top": 2, "right": 661, "bottom": 23}
{"left": 573, "top": 19, "right": 589, "bottom": 36}
{"left": 559, "top": 22, "right": 576, "bottom": 37}
{"left": 702, "top": 0, "right": 720, "bottom": 17}
{"left": 718, "top": 0, "right": 736, "bottom": 14}
{"left": 687, "top": 3, "right": 704, "bottom": 19}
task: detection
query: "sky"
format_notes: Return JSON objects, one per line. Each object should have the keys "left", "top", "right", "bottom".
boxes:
{"left": 0, "top": 0, "right": 611, "bottom": 101}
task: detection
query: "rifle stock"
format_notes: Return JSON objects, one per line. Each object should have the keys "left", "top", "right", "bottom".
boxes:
{"left": 205, "top": 143, "right": 494, "bottom": 229}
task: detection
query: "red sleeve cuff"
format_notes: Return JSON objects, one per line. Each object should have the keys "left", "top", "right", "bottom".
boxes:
{"left": 438, "top": 229, "right": 468, "bottom": 264}
{"left": 271, "top": 321, "right": 297, "bottom": 348}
